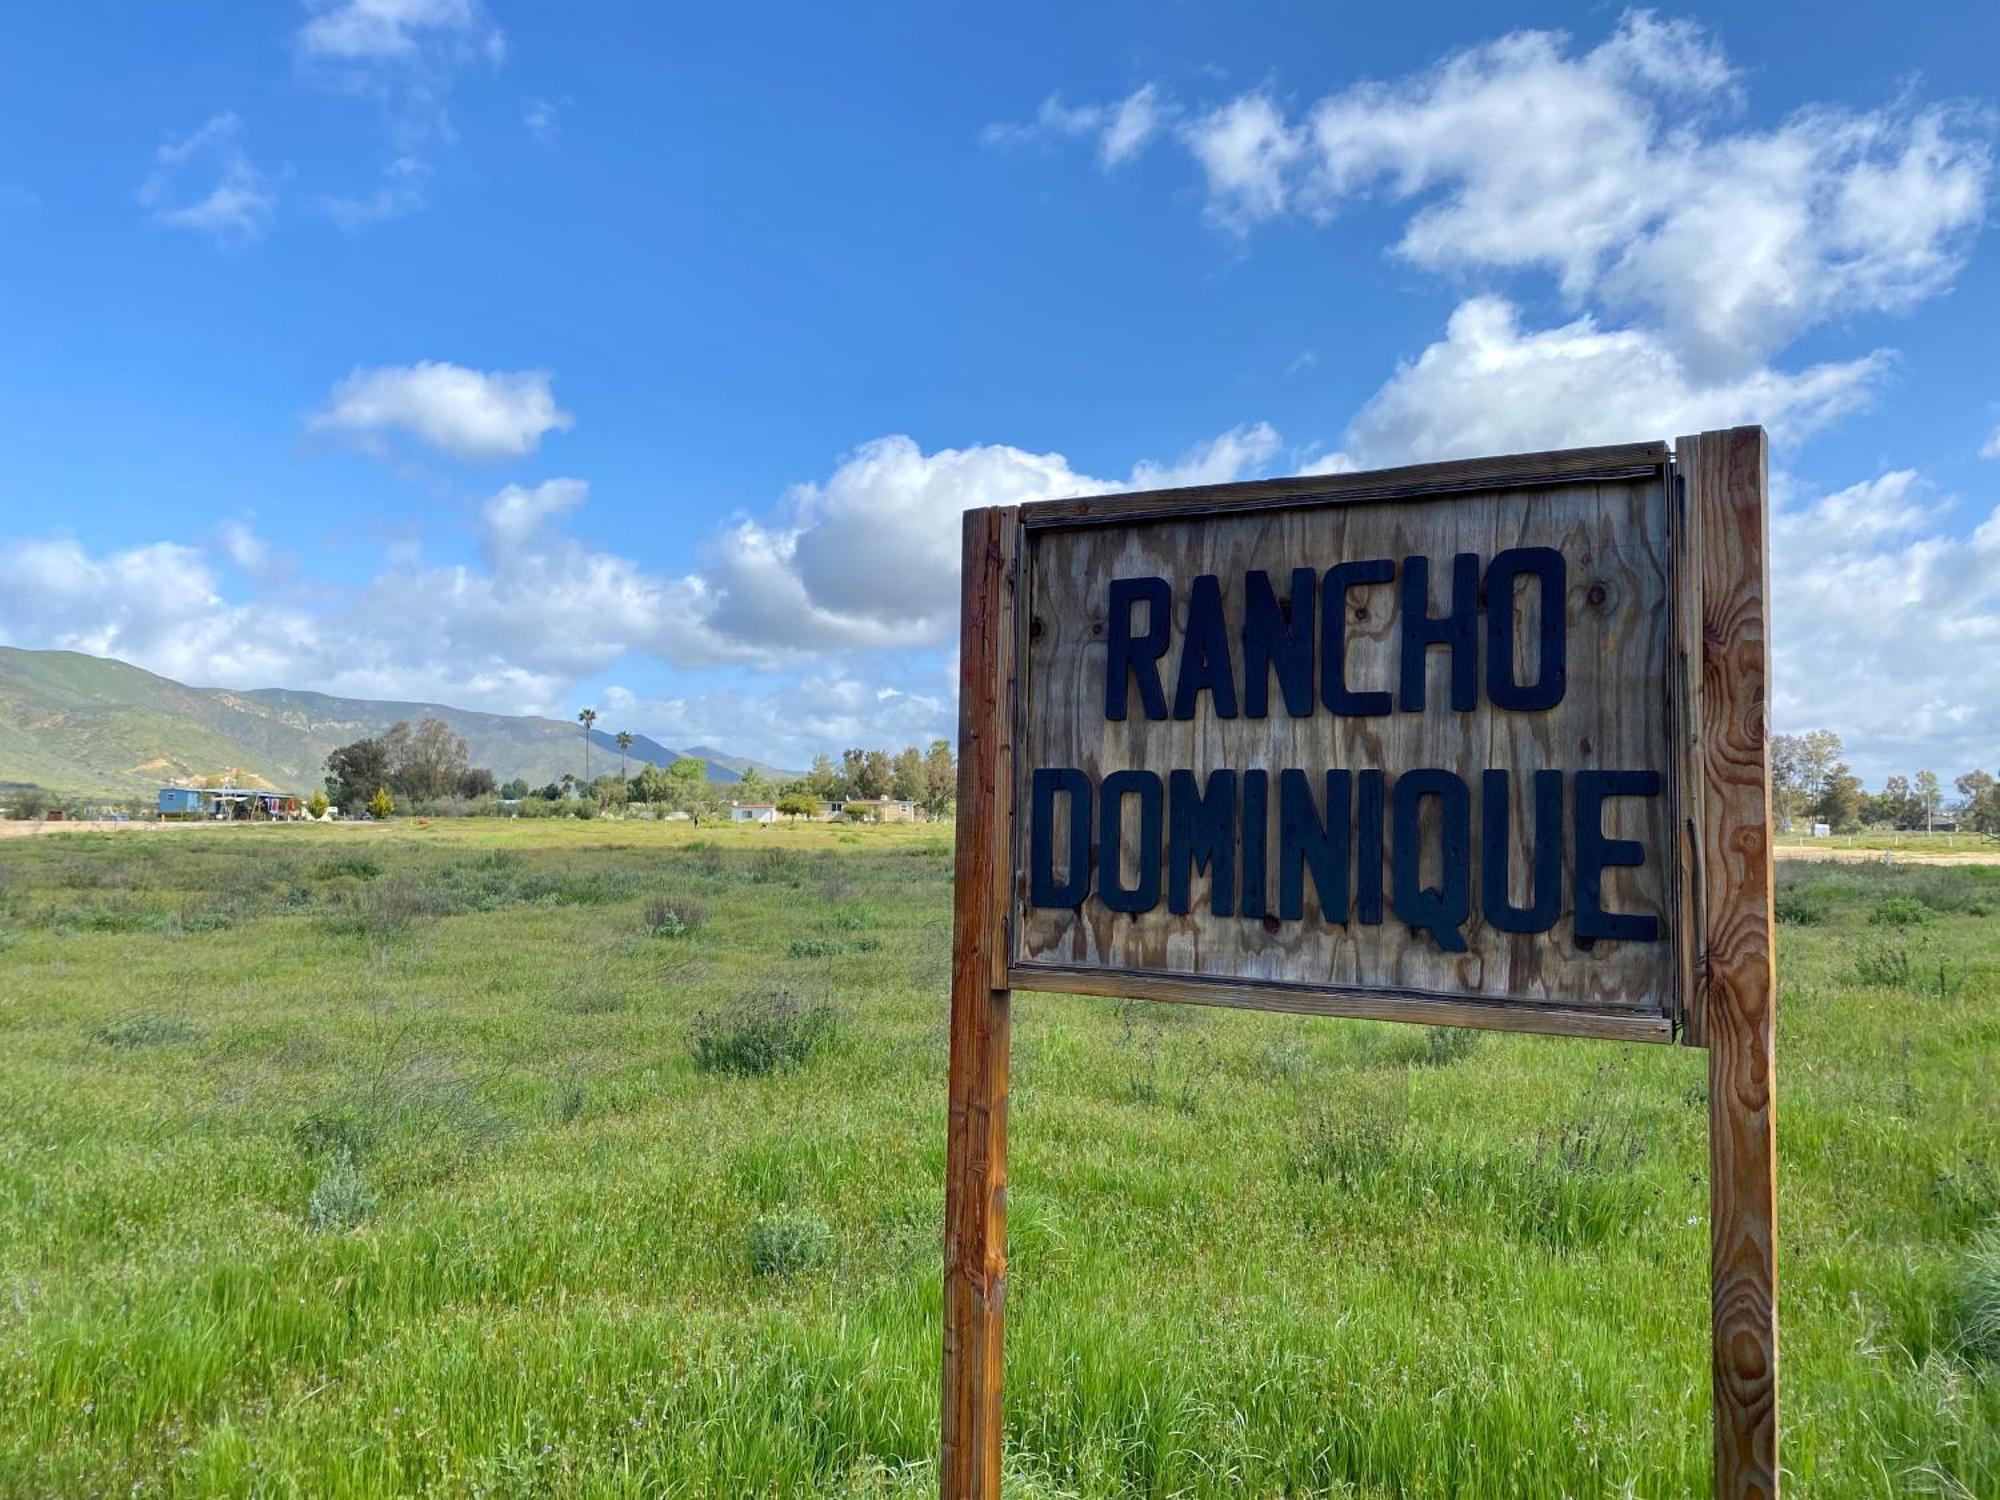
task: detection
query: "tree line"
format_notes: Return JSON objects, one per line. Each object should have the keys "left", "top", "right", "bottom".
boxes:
{"left": 318, "top": 716, "right": 959, "bottom": 822}
{"left": 1773, "top": 729, "right": 2000, "bottom": 833}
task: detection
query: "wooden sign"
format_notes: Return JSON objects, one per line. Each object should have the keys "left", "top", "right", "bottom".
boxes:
{"left": 942, "top": 429, "right": 1778, "bottom": 1497}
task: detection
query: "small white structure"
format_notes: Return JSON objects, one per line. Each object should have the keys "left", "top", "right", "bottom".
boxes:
{"left": 730, "top": 802, "right": 777, "bottom": 824}
{"left": 1811, "top": 822, "right": 1831, "bottom": 838}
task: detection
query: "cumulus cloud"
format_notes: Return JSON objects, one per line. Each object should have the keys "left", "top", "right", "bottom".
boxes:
{"left": 1771, "top": 470, "right": 2000, "bottom": 777}
{"left": 139, "top": 113, "right": 274, "bottom": 246}
{"left": 984, "top": 85, "right": 1168, "bottom": 169}
{"left": 1330, "top": 296, "right": 1886, "bottom": 467}
{"left": 310, "top": 361, "right": 574, "bottom": 461}
{"left": 1051, "top": 15, "right": 1987, "bottom": 372}
{"left": 297, "top": 0, "right": 500, "bottom": 64}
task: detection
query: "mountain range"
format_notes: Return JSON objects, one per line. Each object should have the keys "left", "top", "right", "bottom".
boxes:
{"left": 0, "top": 647, "right": 798, "bottom": 798}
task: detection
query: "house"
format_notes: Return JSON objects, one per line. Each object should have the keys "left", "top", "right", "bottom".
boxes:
{"left": 729, "top": 802, "right": 777, "bottom": 824}
{"left": 830, "top": 797, "right": 921, "bottom": 823}
{"left": 157, "top": 787, "right": 204, "bottom": 818}
{"left": 157, "top": 786, "right": 304, "bottom": 821}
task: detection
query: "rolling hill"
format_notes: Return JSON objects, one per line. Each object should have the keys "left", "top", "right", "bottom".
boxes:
{"left": 0, "top": 647, "right": 798, "bottom": 798}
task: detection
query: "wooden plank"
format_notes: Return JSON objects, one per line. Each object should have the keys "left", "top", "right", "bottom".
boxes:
{"left": 1008, "top": 962, "right": 1674, "bottom": 1042}
{"left": 1679, "top": 427, "right": 1780, "bottom": 1498}
{"left": 1011, "top": 473, "right": 1679, "bottom": 1032}
{"left": 1020, "top": 442, "right": 1669, "bottom": 527}
{"left": 941, "top": 504, "right": 1016, "bottom": 1500}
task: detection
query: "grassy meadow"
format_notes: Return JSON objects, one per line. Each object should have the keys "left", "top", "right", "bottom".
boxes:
{"left": 0, "top": 819, "right": 1996, "bottom": 1497}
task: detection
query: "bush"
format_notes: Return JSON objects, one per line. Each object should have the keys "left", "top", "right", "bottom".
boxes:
{"left": 688, "top": 989, "right": 837, "bottom": 1075}
{"left": 311, "top": 855, "right": 381, "bottom": 881}
{"left": 749, "top": 1209, "right": 834, "bottom": 1277}
{"left": 1962, "top": 1223, "right": 2000, "bottom": 1364}
{"left": 645, "top": 895, "right": 709, "bottom": 938}
{"left": 93, "top": 1012, "right": 201, "bottom": 1048}
{"left": 1419, "top": 1025, "right": 1482, "bottom": 1067}
{"left": 1774, "top": 887, "right": 1830, "bottom": 925}
{"left": 787, "top": 937, "right": 846, "bottom": 959}
{"left": 1869, "top": 896, "right": 1934, "bottom": 928}
{"left": 1854, "top": 939, "right": 1919, "bottom": 990}
{"left": 306, "top": 1153, "right": 377, "bottom": 1232}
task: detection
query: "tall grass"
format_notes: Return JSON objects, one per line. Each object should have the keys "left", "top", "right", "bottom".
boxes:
{"left": 0, "top": 820, "right": 1994, "bottom": 1495}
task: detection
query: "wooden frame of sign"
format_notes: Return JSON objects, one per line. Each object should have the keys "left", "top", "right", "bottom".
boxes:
{"left": 942, "top": 427, "right": 1777, "bottom": 1498}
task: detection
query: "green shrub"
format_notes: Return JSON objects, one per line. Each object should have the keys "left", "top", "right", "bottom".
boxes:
{"left": 787, "top": 937, "right": 846, "bottom": 959}
{"left": 1962, "top": 1223, "right": 2000, "bottom": 1363}
{"left": 688, "top": 989, "right": 837, "bottom": 1075}
{"left": 1419, "top": 1025, "right": 1482, "bottom": 1067}
{"left": 1775, "top": 887, "right": 1831, "bottom": 925}
{"left": 92, "top": 1012, "right": 201, "bottom": 1048}
{"left": 1854, "top": 939, "right": 1919, "bottom": 990}
{"left": 1869, "top": 896, "right": 1934, "bottom": 928}
{"left": 310, "top": 855, "right": 382, "bottom": 881}
{"left": 749, "top": 1209, "right": 834, "bottom": 1277}
{"left": 646, "top": 895, "right": 709, "bottom": 938}
{"left": 306, "top": 1153, "right": 377, "bottom": 1232}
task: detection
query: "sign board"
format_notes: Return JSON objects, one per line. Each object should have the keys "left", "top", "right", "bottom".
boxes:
{"left": 942, "top": 431, "right": 1778, "bottom": 1498}
{"left": 1009, "top": 447, "right": 1680, "bottom": 1040}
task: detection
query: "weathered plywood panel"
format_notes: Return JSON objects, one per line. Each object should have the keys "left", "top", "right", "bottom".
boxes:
{"left": 1010, "top": 473, "right": 1679, "bottom": 1024}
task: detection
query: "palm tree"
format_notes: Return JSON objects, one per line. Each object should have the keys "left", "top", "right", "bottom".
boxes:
{"left": 616, "top": 731, "right": 633, "bottom": 783}
{"left": 577, "top": 707, "right": 597, "bottom": 785}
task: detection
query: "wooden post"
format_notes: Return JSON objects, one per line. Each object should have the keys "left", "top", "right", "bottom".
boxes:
{"left": 1680, "top": 427, "right": 1780, "bottom": 1498}
{"left": 942, "top": 504, "right": 1018, "bottom": 1500}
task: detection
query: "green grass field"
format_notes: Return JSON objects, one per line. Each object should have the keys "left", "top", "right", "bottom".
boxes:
{"left": 1, "top": 821, "right": 1996, "bottom": 1497}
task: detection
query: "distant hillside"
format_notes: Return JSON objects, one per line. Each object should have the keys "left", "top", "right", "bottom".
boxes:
{"left": 0, "top": 647, "right": 799, "bottom": 798}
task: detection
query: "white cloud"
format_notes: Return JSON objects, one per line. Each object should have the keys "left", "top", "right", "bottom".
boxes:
{"left": 310, "top": 361, "right": 574, "bottom": 461}
{"left": 481, "top": 478, "right": 589, "bottom": 551}
{"left": 1983, "top": 421, "right": 2000, "bottom": 460}
{"left": 323, "top": 157, "right": 429, "bottom": 229}
{"left": 297, "top": 0, "right": 499, "bottom": 63}
{"left": 1771, "top": 470, "right": 2000, "bottom": 778}
{"left": 984, "top": 85, "right": 1168, "bottom": 169}
{"left": 139, "top": 113, "right": 274, "bottom": 246}
{"left": 1099, "top": 15, "right": 1987, "bottom": 371}
{"left": 1331, "top": 296, "right": 1886, "bottom": 468}
{"left": 1183, "top": 93, "right": 1301, "bottom": 230}
{"left": 595, "top": 677, "right": 955, "bottom": 770}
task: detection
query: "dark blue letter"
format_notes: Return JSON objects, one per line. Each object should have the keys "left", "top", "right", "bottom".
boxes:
{"left": 1485, "top": 547, "right": 1567, "bottom": 712}
{"left": 1574, "top": 770, "right": 1661, "bottom": 942}
{"left": 1106, "top": 576, "right": 1170, "bottom": 721}
{"left": 1030, "top": 767, "right": 1092, "bottom": 908}
{"left": 1481, "top": 769, "right": 1562, "bottom": 934}
{"left": 1243, "top": 568, "right": 1315, "bottom": 719}
{"left": 1098, "top": 769, "right": 1163, "bottom": 914}
{"left": 1400, "top": 553, "right": 1480, "bottom": 712}
{"left": 1279, "top": 769, "right": 1351, "bottom": 922}
{"left": 1322, "top": 559, "right": 1393, "bottom": 716}
{"left": 1168, "top": 769, "right": 1236, "bottom": 916}
{"left": 1392, "top": 769, "right": 1471, "bottom": 952}
{"left": 1172, "top": 574, "right": 1238, "bottom": 720}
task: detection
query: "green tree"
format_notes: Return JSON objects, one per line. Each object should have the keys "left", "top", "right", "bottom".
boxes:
{"left": 736, "top": 767, "right": 774, "bottom": 803}
{"left": 1914, "top": 769, "right": 1942, "bottom": 832}
{"left": 384, "top": 717, "right": 469, "bottom": 804}
{"left": 844, "top": 747, "right": 894, "bottom": 799}
{"left": 368, "top": 786, "right": 394, "bottom": 819}
{"left": 616, "top": 731, "right": 633, "bottom": 783}
{"left": 921, "top": 739, "right": 955, "bottom": 818}
{"left": 776, "top": 791, "right": 821, "bottom": 820}
{"left": 891, "top": 746, "right": 924, "bottom": 802}
{"left": 578, "top": 707, "right": 598, "bottom": 783}
{"left": 805, "top": 753, "right": 845, "bottom": 801}
{"left": 630, "top": 762, "right": 673, "bottom": 806}
{"left": 1814, "top": 763, "right": 1863, "bottom": 832}
{"left": 663, "top": 757, "right": 719, "bottom": 820}
{"left": 325, "top": 736, "right": 392, "bottom": 814}
{"left": 305, "top": 790, "right": 330, "bottom": 819}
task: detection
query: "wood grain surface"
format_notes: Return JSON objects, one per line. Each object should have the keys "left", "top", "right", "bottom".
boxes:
{"left": 941, "top": 505, "right": 1017, "bottom": 1500}
{"left": 1680, "top": 427, "right": 1780, "bottom": 1498}
{"left": 1011, "top": 472, "right": 1681, "bottom": 1028}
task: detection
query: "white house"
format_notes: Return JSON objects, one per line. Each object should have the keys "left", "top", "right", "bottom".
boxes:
{"left": 729, "top": 802, "right": 777, "bottom": 824}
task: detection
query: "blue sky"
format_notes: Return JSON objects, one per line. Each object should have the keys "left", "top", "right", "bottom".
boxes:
{"left": 0, "top": 3, "right": 1995, "bottom": 779}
